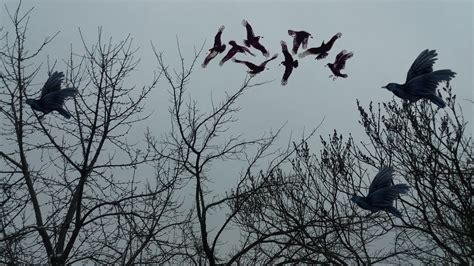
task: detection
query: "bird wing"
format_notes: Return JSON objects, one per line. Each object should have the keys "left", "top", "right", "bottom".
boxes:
{"left": 41, "top": 71, "right": 64, "bottom": 98}
{"left": 41, "top": 88, "right": 78, "bottom": 109}
{"left": 202, "top": 50, "right": 218, "bottom": 67}
{"left": 367, "top": 184, "right": 409, "bottom": 207}
{"left": 260, "top": 54, "right": 278, "bottom": 67}
{"left": 368, "top": 166, "right": 394, "bottom": 195}
{"left": 292, "top": 36, "right": 302, "bottom": 54}
{"left": 405, "top": 49, "right": 437, "bottom": 82}
{"left": 302, "top": 35, "right": 309, "bottom": 49}
{"left": 220, "top": 48, "right": 237, "bottom": 65}
{"left": 281, "top": 64, "right": 293, "bottom": 86}
{"left": 335, "top": 51, "right": 353, "bottom": 70}
{"left": 242, "top": 20, "right": 255, "bottom": 39}
{"left": 242, "top": 46, "right": 256, "bottom": 56}
{"left": 281, "top": 41, "right": 293, "bottom": 62}
{"left": 324, "top": 33, "right": 341, "bottom": 51}
{"left": 405, "top": 69, "right": 456, "bottom": 96}
{"left": 252, "top": 41, "right": 269, "bottom": 57}
{"left": 233, "top": 58, "right": 258, "bottom": 70}
{"left": 214, "top": 25, "right": 225, "bottom": 47}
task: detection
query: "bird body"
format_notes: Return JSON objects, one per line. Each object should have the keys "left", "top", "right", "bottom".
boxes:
{"left": 26, "top": 71, "right": 78, "bottom": 119}
{"left": 288, "top": 30, "right": 313, "bottom": 54}
{"left": 327, "top": 50, "right": 353, "bottom": 80}
{"left": 233, "top": 53, "right": 278, "bottom": 76}
{"left": 299, "top": 32, "right": 342, "bottom": 60}
{"left": 242, "top": 19, "right": 269, "bottom": 57}
{"left": 219, "top": 41, "right": 255, "bottom": 66}
{"left": 382, "top": 49, "right": 456, "bottom": 108}
{"left": 202, "top": 25, "right": 226, "bottom": 68}
{"left": 280, "top": 40, "right": 298, "bottom": 86}
{"left": 351, "top": 167, "right": 410, "bottom": 218}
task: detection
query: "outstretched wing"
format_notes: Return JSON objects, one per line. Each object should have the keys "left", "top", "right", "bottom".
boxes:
{"left": 281, "top": 64, "right": 293, "bottom": 86}
{"left": 252, "top": 41, "right": 269, "bottom": 57}
{"left": 242, "top": 19, "right": 255, "bottom": 40}
{"left": 40, "top": 88, "right": 78, "bottom": 109}
{"left": 213, "top": 25, "right": 225, "bottom": 47}
{"left": 260, "top": 54, "right": 278, "bottom": 67}
{"left": 335, "top": 50, "right": 353, "bottom": 70}
{"left": 292, "top": 36, "right": 302, "bottom": 54}
{"left": 368, "top": 166, "right": 394, "bottom": 195}
{"left": 219, "top": 48, "right": 237, "bottom": 66}
{"left": 233, "top": 58, "right": 258, "bottom": 70}
{"left": 406, "top": 49, "right": 437, "bottom": 82}
{"left": 242, "top": 46, "right": 256, "bottom": 57}
{"left": 202, "top": 50, "right": 218, "bottom": 68}
{"left": 367, "top": 184, "right": 409, "bottom": 207}
{"left": 281, "top": 41, "right": 292, "bottom": 62}
{"left": 405, "top": 69, "right": 456, "bottom": 95}
{"left": 41, "top": 71, "right": 64, "bottom": 98}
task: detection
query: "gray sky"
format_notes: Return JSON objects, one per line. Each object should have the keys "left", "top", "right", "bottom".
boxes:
{"left": 2, "top": 0, "right": 472, "bottom": 258}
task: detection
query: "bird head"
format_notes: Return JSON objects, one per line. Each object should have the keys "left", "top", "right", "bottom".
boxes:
{"left": 382, "top": 83, "right": 399, "bottom": 92}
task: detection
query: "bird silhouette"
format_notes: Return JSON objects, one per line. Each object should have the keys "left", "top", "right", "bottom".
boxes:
{"left": 327, "top": 50, "right": 353, "bottom": 80}
{"left": 26, "top": 71, "right": 78, "bottom": 119}
{"left": 351, "top": 167, "right": 410, "bottom": 218}
{"left": 288, "top": 30, "right": 313, "bottom": 54}
{"left": 233, "top": 53, "right": 278, "bottom": 76}
{"left": 299, "top": 32, "right": 342, "bottom": 60}
{"left": 382, "top": 49, "right": 456, "bottom": 108}
{"left": 219, "top": 41, "right": 255, "bottom": 66}
{"left": 280, "top": 41, "right": 298, "bottom": 86}
{"left": 242, "top": 19, "right": 269, "bottom": 57}
{"left": 202, "top": 25, "right": 226, "bottom": 68}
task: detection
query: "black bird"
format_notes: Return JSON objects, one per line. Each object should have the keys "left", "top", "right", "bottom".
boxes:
{"left": 242, "top": 19, "right": 269, "bottom": 57}
{"left": 202, "top": 25, "right": 227, "bottom": 68}
{"left": 382, "top": 49, "right": 456, "bottom": 108}
{"left": 280, "top": 41, "right": 298, "bottom": 86}
{"left": 299, "top": 32, "right": 342, "bottom": 60}
{"left": 219, "top": 41, "right": 255, "bottom": 66}
{"left": 351, "top": 166, "right": 410, "bottom": 218}
{"left": 327, "top": 50, "right": 353, "bottom": 80}
{"left": 288, "top": 30, "right": 313, "bottom": 54}
{"left": 232, "top": 53, "right": 278, "bottom": 76}
{"left": 26, "top": 71, "right": 78, "bottom": 119}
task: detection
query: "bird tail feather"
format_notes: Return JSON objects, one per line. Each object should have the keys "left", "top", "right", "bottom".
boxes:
{"left": 427, "top": 94, "right": 447, "bottom": 108}
{"left": 57, "top": 108, "right": 72, "bottom": 119}
{"left": 391, "top": 184, "right": 410, "bottom": 194}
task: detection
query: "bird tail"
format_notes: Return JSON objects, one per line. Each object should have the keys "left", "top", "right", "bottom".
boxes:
{"left": 391, "top": 184, "right": 410, "bottom": 194}
{"left": 386, "top": 206, "right": 402, "bottom": 218}
{"left": 293, "top": 60, "right": 299, "bottom": 68}
{"left": 57, "top": 108, "right": 72, "bottom": 119}
{"left": 288, "top": 30, "right": 295, "bottom": 36}
{"left": 427, "top": 94, "right": 447, "bottom": 108}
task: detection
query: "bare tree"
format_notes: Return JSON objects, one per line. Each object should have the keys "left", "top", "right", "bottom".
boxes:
{"left": 0, "top": 2, "right": 184, "bottom": 264}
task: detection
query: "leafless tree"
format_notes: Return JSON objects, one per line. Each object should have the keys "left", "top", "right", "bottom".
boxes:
{"left": 0, "top": 2, "right": 184, "bottom": 264}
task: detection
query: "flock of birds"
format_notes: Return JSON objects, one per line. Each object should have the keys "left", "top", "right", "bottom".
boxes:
{"left": 24, "top": 21, "right": 457, "bottom": 219}
{"left": 202, "top": 20, "right": 353, "bottom": 85}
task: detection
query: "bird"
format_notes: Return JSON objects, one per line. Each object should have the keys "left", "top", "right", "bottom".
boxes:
{"left": 326, "top": 50, "right": 353, "bottom": 80}
{"left": 232, "top": 53, "right": 278, "bottom": 76}
{"left": 219, "top": 41, "right": 255, "bottom": 66}
{"left": 280, "top": 41, "right": 298, "bottom": 86}
{"left": 299, "top": 32, "right": 342, "bottom": 60}
{"left": 382, "top": 49, "right": 456, "bottom": 108}
{"left": 26, "top": 71, "right": 78, "bottom": 119}
{"left": 242, "top": 19, "right": 269, "bottom": 57}
{"left": 288, "top": 30, "right": 313, "bottom": 54}
{"left": 202, "top": 25, "right": 227, "bottom": 68}
{"left": 351, "top": 166, "right": 410, "bottom": 218}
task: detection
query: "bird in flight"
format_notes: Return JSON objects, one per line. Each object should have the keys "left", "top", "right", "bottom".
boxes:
{"left": 26, "top": 71, "right": 78, "bottom": 119}
{"left": 299, "top": 32, "right": 342, "bottom": 60}
{"left": 202, "top": 25, "right": 227, "bottom": 68}
{"left": 288, "top": 30, "right": 313, "bottom": 54}
{"left": 280, "top": 40, "right": 298, "bottom": 86}
{"left": 233, "top": 53, "right": 278, "bottom": 76}
{"left": 327, "top": 50, "right": 353, "bottom": 80}
{"left": 219, "top": 40, "right": 255, "bottom": 66}
{"left": 242, "top": 19, "right": 270, "bottom": 57}
{"left": 382, "top": 49, "right": 456, "bottom": 108}
{"left": 351, "top": 166, "right": 410, "bottom": 218}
